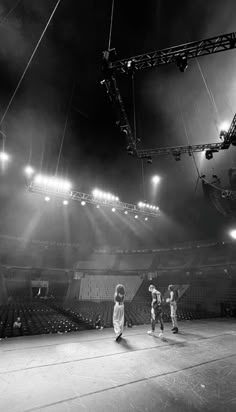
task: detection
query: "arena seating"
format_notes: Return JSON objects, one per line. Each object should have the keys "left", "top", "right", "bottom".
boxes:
{"left": 1, "top": 235, "right": 236, "bottom": 338}
{"left": 79, "top": 275, "right": 142, "bottom": 301}
{"left": 0, "top": 300, "right": 86, "bottom": 339}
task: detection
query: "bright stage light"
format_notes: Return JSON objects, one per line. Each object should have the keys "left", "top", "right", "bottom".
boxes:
{"left": 152, "top": 175, "right": 160, "bottom": 184}
{"left": 35, "top": 174, "right": 43, "bottom": 184}
{"left": 33, "top": 174, "right": 72, "bottom": 193}
{"left": 138, "top": 201, "right": 159, "bottom": 213}
{"left": 44, "top": 196, "right": 50, "bottom": 202}
{"left": 145, "top": 217, "right": 148, "bottom": 221}
{"left": 229, "top": 229, "right": 236, "bottom": 240}
{"left": 0, "top": 151, "right": 9, "bottom": 162}
{"left": 135, "top": 215, "right": 138, "bottom": 219}
{"left": 92, "top": 188, "right": 119, "bottom": 202}
{"left": 112, "top": 207, "right": 116, "bottom": 212}
{"left": 81, "top": 201, "right": 86, "bottom": 206}
{"left": 219, "top": 121, "right": 230, "bottom": 132}
{"left": 63, "top": 200, "right": 69, "bottom": 205}
{"left": 124, "top": 210, "right": 128, "bottom": 214}
{"left": 24, "top": 165, "right": 35, "bottom": 177}
{"left": 96, "top": 204, "right": 100, "bottom": 208}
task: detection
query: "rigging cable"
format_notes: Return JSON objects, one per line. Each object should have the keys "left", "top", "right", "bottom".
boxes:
{"left": 178, "top": 99, "right": 201, "bottom": 179}
{"left": 108, "top": 0, "right": 115, "bottom": 51}
{"left": 0, "top": 0, "right": 62, "bottom": 131}
{"left": 132, "top": 72, "right": 146, "bottom": 200}
{"left": 55, "top": 81, "right": 75, "bottom": 175}
{"left": 0, "top": 0, "right": 22, "bottom": 26}
{"left": 195, "top": 58, "right": 221, "bottom": 130}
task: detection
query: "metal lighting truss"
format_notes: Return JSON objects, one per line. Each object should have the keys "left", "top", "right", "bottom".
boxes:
{"left": 102, "top": 32, "right": 236, "bottom": 155}
{"left": 137, "top": 113, "right": 236, "bottom": 159}
{"left": 29, "top": 182, "right": 160, "bottom": 218}
{"left": 110, "top": 32, "right": 236, "bottom": 73}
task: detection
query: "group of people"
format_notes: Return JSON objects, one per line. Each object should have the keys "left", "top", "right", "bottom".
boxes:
{"left": 113, "top": 283, "right": 179, "bottom": 341}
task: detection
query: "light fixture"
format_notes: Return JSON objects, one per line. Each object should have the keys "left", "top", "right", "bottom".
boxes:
{"left": 92, "top": 188, "right": 119, "bottom": 202}
{"left": 44, "top": 196, "right": 50, "bottom": 202}
{"left": 124, "top": 210, "right": 128, "bottom": 214}
{"left": 173, "top": 152, "right": 181, "bottom": 161}
{"left": 205, "top": 150, "right": 213, "bottom": 160}
{"left": 112, "top": 208, "right": 116, "bottom": 212}
{"left": 145, "top": 217, "right": 148, "bottom": 221}
{"left": 152, "top": 175, "right": 160, "bottom": 184}
{"left": 96, "top": 205, "right": 100, "bottom": 208}
{"left": 81, "top": 201, "right": 86, "bottom": 206}
{"left": 176, "top": 55, "right": 188, "bottom": 72}
{"left": 219, "top": 121, "right": 230, "bottom": 133}
{"left": 138, "top": 201, "right": 159, "bottom": 212}
{"left": 33, "top": 174, "right": 72, "bottom": 193}
{"left": 126, "top": 145, "right": 134, "bottom": 156}
{"left": 229, "top": 229, "right": 236, "bottom": 240}
{"left": 135, "top": 215, "right": 138, "bottom": 219}
{"left": 24, "top": 165, "right": 35, "bottom": 177}
{"left": 63, "top": 200, "right": 69, "bottom": 205}
{"left": 0, "top": 151, "right": 9, "bottom": 162}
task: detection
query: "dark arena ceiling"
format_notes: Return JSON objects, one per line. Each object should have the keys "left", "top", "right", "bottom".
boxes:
{"left": 0, "top": 0, "right": 236, "bottom": 249}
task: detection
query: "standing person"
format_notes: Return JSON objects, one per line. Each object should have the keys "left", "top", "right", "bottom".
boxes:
{"left": 166, "top": 285, "right": 179, "bottom": 333}
{"left": 113, "top": 284, "right": 125, "bottom": 342}
{"left": 147, "top": 284, "right": 164, "bottom": 338}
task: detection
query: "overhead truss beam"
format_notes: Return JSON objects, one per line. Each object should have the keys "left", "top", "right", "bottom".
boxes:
{"left": 102, "top": 32, "right": 236, "bottom": 154}
{"left": 29, "top": 183, "right": 160, "bottom": 218}
{"left": 110, "top": 32, "right": 236, "bottom": 73}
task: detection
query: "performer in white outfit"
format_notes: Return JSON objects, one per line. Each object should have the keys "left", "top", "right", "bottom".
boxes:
{"left": 166, "top": 284, "right": 179, "bottom": 333}
{"left": 113, "top": 284, "right": 125, "bottom": 341}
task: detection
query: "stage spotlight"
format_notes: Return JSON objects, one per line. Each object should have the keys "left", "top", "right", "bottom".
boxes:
{"left": 176, "top": 55, "right": 188, "bottom": 72}
{"left": 24, "top": 165, "right": 34, "bottom": 177}
{"left": 229, "top": 229, "right": 236, "bottom": 240}
{"left": 0, "top": 151, "right": 9, "bottom": 162}
{"left": 152, "top": 175, "right": 160, "bottom": 184}
{"left": 206, "top": 148, "right": 219, "bottom": 160}
{"left": 205, "top": 150, "right": 213, "bottom": 160}
{"left": 219, "top": 121, "right": 230, "bottom": 132}
{"left": 63, "top": 200, "right": 69, "bottom": 205}
{"left": 96, "top": 205, "right": 100, "bottom": 208}
{"left": 81, "top": 201, "right": 86, "bottom": 206}
{"left": 34, "top": 174, "right": 42, "bottom": 184}
{"left": 135, "top": 215, "right": 138, "bottom": 219}
{"left": 173, "top": 152, "right": 181, "bottom": 161}
{"left": 145, "top": 217, "right": 148, "bottom": 221}
{"left": 112, "top": 208, "right": 116, "bottom": 212}
{"left": 138, "top": 201, "right": 143, "bottom": 208}
{"left": 44, "top": 196, "right": 50, "bottom": 202}
{"left": 92, "top": 189, "right": 99, "bottom": 197}
{"left": 126, "top": 145, "right": 134, "bottom": 156}
{"left": 124, "top": 210, "right": 128, "bottom": 214}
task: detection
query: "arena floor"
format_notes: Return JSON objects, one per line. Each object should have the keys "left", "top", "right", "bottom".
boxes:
{"left": 1, "top": 319, "right": 236, "bottom": 412}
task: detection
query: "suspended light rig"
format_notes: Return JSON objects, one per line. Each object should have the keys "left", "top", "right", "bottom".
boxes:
{"left": 101, "top": 31, "right": 236, "bottom": 158}
{"left": 137, "top": 112, "right": 236, "bottom": 161}
{"left": 29, "top": 176, "right": 160, "bottom": 218}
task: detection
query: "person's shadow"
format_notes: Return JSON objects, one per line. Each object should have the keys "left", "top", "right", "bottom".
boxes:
{"left": 118, "top": 337, "right": 134, "bottom": 350}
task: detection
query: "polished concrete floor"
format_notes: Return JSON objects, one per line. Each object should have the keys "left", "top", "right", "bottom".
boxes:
{"left": 0, "top": 319, "right": 236, "bottom": 412}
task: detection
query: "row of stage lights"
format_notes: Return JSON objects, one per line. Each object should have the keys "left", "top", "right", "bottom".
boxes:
{"left": 138, "top": 201, "right": 159, "bottom": 211}
{"left": 33, "top": 174, "right": 72, "bottom": 193}
{"left": 92, "top": 189, "right": 119, "bottom": 202}
{"left": 30, "top": 173, "right": 160, "bottom": 218}
{"left": 42, "top": 195, "right": 149, "bottom": 221}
